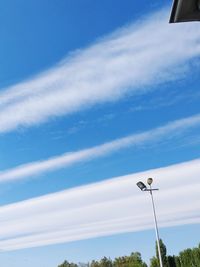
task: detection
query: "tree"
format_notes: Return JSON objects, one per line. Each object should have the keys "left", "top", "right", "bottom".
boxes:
{"left": 156, "top": 239, "right": 168, "bottom": 267}
{"left": 150, "top": 256, "right": 159, "bottom": 267}
{"left": 174, "top": 256, "right": 181, "bottom": 267}
{"left": 58, "top": 241, "right": 200, "bottom": 267}
{"left": 113, "top": 256, "right": 127, "bottom": 267}
{"left": 179, "top": 244, "right": 200, "bottom": 267}
{"left": 90, "top": 260, "right": 100, "bottom": 267}
{"left": 58, "top": 260, "right": 78, "bottom": 267}
{"left": 150, "top": 239, "right": 168, "bottom": 267}
{"left": 99, "top": 257, "right": 112, "bottom": 267}
{"left": 179, "top": 248, "right": 194, "bottom": 267}
{"left": 113, "top": 252, "right": 147, "bottom": 267}
{"left": 192, "top": 245, "right": 200, "bottom": 267}
{"left": 129, "top": 252, "right": 147, "bottom": 267}
{"left": 167, "top": 256, "right": 176, "bottom": 267}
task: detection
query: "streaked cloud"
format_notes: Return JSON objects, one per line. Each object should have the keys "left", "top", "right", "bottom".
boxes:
{"left": 0, "top": 158, "right": 199, "bottom": 251}
{"left": 0, "top": 113, "right": 200, "bottom": 183}
{"left": 0, "top": 8, "right": 200, "bottom": 133}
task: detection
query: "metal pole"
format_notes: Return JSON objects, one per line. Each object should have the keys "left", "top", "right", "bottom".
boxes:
{"left": 149, "top": 186, "right": 163, "bottom": 267}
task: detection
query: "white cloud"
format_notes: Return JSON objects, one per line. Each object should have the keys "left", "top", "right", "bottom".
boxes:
{"left": 0, "top": 113, "right": 200, "bottom": 183}
{"left": 0, "top": 158, "right": 199, "bottom": 251}
{"left": 0, "top": 8, "right": 200, "bottom": 133}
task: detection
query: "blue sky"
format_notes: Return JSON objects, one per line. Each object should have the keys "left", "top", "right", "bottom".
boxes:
{"left": 0, "top": 0, "right": 200, "bottom": 266}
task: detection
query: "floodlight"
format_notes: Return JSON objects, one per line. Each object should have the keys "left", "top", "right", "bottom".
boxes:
{"left": 169, "top": 0, "right": 200, "bottom": 23}
{"left": 136, "top": 181, "right": 147, "bottom": 191}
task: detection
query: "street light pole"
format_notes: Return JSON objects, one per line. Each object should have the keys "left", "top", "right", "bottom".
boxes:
{"left": 149, "top": 184, "right": 163, "bottom": 267}
{"left": 136, "top": 178, "right": 163, "bottom": 267}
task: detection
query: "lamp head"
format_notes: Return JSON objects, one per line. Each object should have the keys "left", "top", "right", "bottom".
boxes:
{"left": 147, "top": 178, "right": 153, "bottom": 186}
{"left": 136, "top": 181, "right": 147, "bottom": 191}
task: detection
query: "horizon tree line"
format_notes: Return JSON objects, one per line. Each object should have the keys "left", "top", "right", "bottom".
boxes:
{"left": 58, "top": 239, "right": 200, "bottom": 267}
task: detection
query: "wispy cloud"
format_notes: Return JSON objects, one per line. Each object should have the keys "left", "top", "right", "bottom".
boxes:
{"left": 129, "top": 89, "right": 200, "bottom": 113}
{"left": 0, "top": 158, "right": 199, "bottom": 251}
{"left": 0, "top": 8, "right": 200, "bottom": 133}
{"left": 0, "top": 113, "right": 200, "bottom": 183}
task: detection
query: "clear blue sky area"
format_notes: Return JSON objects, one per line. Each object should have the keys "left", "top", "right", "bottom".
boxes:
{"left": 0, "top": 1, "right": 200, "bottom": 267}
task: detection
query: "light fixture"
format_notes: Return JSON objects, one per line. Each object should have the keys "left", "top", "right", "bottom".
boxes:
{"left": 169, "top": 0, "right": 200, "bottom": 23}
{"left": 136, "top": 181, "right": 147, "bottom": 191}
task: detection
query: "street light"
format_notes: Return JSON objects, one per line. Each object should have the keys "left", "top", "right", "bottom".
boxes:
{"left": 169, "top": 0, "right": 200, "bottom": 23}
{"left": 136, "top": 178, "right": 163, "bottom": 267}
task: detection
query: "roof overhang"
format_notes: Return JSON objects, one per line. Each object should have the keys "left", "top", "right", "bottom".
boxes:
{"left": 169, "top": 0, "right": 200, "bottom": 23}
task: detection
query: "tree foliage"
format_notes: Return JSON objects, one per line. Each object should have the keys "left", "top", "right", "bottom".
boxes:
{"left": 58, "top": 241, "right": 200, "bottom": 267}
{"left": 58, "top": 260, "right": 78, "bottom": 267}
{"left": 155, "top": 239, "right": 168, "bottom": 267}
{"left": 150, "top": 239, "right": 200, "bottom": 267}
{"left": 150, "top": 256, "right": 159, "bottom": 267}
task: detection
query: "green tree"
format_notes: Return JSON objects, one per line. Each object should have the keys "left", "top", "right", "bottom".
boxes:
{"left": 174, "top": 256, "right": 181, "bottom": 267}
{"left": 58, "top": 260, "right": 78, "bottom": 267}
{"left": 156, "top": 239, "right": 167, "bottom": 267}
{"left": 150, "top": 256, "right": 159, "bottom": 267}
{"left": 113, "top": 256, "right": 127, "bottom": 267}
{"left": 179, "top": 244, "right": 200, "bottom": 267}
{"left": 129, "top": 252, "right": 147, "bottom": 267}
{"left": 150, "top": 239, "right": 168, "bottom": 267}
{"left": 90, "top": 260, "right": 100, "bottom": 267}
{"left": 192, "top": 245, "right": 200, "bottom": 267}
{"left": 167, "top": 256, "right": 176, "bottom": 267}
{"left": 99, "top": 257, "right": 112, "bottom": 267}
{"left": 58, "top": 242, "right": 200, "bottom": 267}
{"left": 179, "top": 248, "right": 194, "bottom": 267}
{"left": 113, "top": 252, "right": 147, "bottom": 267}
